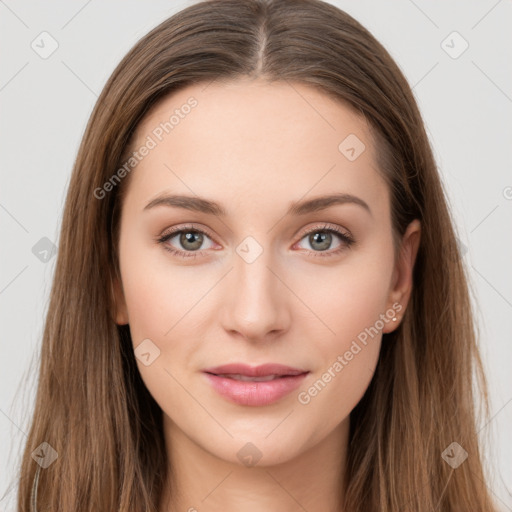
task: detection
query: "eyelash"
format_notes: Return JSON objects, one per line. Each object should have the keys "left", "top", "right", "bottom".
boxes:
{"left": 156, "top": 223, "right": 355, "bottom": 260}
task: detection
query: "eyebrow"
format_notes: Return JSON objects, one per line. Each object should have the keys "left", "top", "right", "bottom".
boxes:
{"left": 143, "top": 192, "right": 371, "bottom": 217}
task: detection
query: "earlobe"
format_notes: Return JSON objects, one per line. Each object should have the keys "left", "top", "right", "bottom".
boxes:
{"left": 111, "top": 275, "right": 129, "bottom": 325}
{"left": 383, "top": 219, "right": 421, "bottom": 333}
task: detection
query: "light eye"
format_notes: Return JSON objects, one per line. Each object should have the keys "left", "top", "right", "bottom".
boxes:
{"left": 156, "top": 223, "right": 355, "bottom": 259}
{"left": 166, "top": 230, "right": 214, "bottom": 252}
{"left": 157, "top": 225, "right": 217, "bottom": 259}
{"left": 294, "top": 224, "right": 355, "bottom": 258}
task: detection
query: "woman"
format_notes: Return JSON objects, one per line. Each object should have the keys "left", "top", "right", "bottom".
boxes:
{"left": 15, "top": 0, "right": 498, "bottom": 510}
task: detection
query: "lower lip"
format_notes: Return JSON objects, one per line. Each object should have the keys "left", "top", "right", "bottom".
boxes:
{"left": 203, "top": 372, "right": 309, "bottom": 406}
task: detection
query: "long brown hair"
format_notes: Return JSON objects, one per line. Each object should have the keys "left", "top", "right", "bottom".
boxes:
{"left": 13, "top": 0, "right": 497, "bottom": 510}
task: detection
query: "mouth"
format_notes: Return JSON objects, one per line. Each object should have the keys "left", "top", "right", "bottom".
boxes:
{"left": 202, "top": 362, "right": 308, "bottom": 377}
{"left": 205, "top": 373, "right": 301, "bottom": 382}
{"left": 202, "top": 363, "right": 310, "bottom": 406}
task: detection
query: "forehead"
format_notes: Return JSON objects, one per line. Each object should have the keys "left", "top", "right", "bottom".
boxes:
{"left": 123, "top": 78, "right": 388, "bottom": 218}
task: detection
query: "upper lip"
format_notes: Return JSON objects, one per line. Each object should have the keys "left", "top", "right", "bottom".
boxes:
{"left": 202, "top": 363, "right": 309, "bottom": 377}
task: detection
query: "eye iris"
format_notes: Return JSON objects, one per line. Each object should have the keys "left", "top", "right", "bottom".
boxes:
{"left": 310, "top": 231, "right": 332, "bottom": 251}
{"left": 180, "top": 231, "right": 203, "bottom": 251}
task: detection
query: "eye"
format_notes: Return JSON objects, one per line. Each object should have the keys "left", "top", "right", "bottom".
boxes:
{"left": 156, "top": 222, "right": 355, "bottom": 259}
{"left": 156, "top": 224, "right": 217, "bottom": 259}
{"left": 294, "top": 223, "right": 355, "bottom": 258}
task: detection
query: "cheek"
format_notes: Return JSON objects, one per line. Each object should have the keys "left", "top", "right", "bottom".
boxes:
{"left": 118, "top": 251, "right": 201, "bottom": 414}
{"left": 118, "top": 231, "right": 199, "bottom": 342}
{"left": 289, "top": 243, "right": 394, "bottom": 351}
{"left": 294, "top": 280, "right": 386, "bottom": 444}
{"left": 299, "top": 267, "right": 387, "bottom": 385}
{"left": 291, "top": 243, "right": 393, "bottom": 421}
{"left": 122, "top": 271, "right": 168, "bottom": 344}
{"left": 118, "top": 237, "right": 209, "bottom": 391}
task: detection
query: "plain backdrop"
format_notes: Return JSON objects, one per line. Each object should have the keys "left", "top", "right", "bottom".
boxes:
{"left": 1, "top": 0, "right": 511, "bottom": 510}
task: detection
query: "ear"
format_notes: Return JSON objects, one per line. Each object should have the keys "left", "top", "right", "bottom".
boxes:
{"left": 382, "top": 219, "right": 421, "bottom": 333}
{"left": 111, "top": 275, "right": 129, "bottom": 325}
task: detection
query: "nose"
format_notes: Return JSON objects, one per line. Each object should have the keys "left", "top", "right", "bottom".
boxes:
{"left": 219, "top": 247, "right": 291, "bottom": 344}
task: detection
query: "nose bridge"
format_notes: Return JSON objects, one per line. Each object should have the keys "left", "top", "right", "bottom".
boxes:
{"left": 234, "top": 236, "right": 280, "bottom": 309}
{"left": 221, "top": 234, "right": 289, "bottom": 339}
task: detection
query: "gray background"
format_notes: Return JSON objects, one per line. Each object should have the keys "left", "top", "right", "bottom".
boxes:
{"left": 1, "top": 0, "right": 511, "bottom": 510}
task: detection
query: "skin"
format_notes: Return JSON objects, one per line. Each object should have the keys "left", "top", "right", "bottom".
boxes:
{"left": 113, "top": 77, "right": 421, "bottom": 512}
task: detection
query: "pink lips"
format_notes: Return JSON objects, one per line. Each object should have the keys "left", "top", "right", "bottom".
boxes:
{"left": 202, "top": 363, "right": 309, "bottom": 406}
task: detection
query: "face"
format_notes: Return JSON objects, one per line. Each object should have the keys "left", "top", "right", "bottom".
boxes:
{"left": 113, "top": 77, "right": 420, "bottom": 467}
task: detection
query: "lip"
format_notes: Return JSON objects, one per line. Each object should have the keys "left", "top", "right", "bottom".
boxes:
{"left": 202, "top": 363, "right": 309, "bottom": 406}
